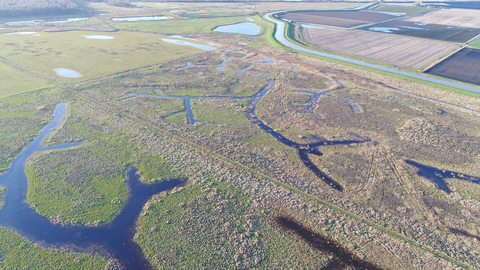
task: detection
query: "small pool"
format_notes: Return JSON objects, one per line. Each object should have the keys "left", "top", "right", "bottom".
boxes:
{"left": 111, "top": 16, "right": 169, "bottom": 22}
{"left": 213, "top": 22, "right": 260, "bottom": 36}
{"left": 53, "top": 68, "right": 83, "bottom": 78}
{"left": 81, "top": 35, "right": 115, "bottom": 40}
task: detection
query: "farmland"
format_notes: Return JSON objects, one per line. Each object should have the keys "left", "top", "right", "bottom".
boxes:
{"left": 302, "top": 27, "right": 458, "bottom": 70}
{"left": 360, "top": 20, "right": 480, "bottom": 43}
{"left": 278, "top": 10, "right": 397, "bottom": 28}
{"left": 425, "top": 47, "right": 480, "bottom": 85}
{"left": 372, "top": 4, "right": 431, "bottom": 16}
{"left": 406, "top": 8, "right": 480, "bottom": 28}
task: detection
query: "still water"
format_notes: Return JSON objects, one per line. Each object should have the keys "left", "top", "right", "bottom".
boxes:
{"left": 0, "top": 103, "right": 185, "bottom": 269}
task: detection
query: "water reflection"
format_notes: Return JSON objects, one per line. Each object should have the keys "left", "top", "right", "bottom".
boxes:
{"left": 0, "top": 103, "right": 186, "bottom": 269}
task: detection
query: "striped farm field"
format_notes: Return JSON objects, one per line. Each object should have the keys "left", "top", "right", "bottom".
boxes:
{"left": 302, "top": 27, "right": 459, "bottom": 70}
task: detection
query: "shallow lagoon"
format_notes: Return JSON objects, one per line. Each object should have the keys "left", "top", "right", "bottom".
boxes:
{"left": 213, "top": 22, "right": 260, "bottom": 35}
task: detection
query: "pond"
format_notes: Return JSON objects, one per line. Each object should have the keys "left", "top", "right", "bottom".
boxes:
{"left": 111, "top": 16, "right": 169, "bottom": 22}
{"left": 213, "top": 22, "right": 261, "bottom": 35}
{"left": 161, "top": 38, "right": 216, "bottom": 51}
{"left": 52, "top": 68, "right": 83, "bottom": 78}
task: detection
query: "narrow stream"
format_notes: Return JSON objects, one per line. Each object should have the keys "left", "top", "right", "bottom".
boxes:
{"left": 129, "top": 51, "right": 369, "bottom": 191}
{"left": 0, "top": 103, "right": 186, "bottom": 269}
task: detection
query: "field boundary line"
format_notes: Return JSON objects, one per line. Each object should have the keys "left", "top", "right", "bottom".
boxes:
{"left": 66, "top": 87, "right": 472, "bottom": 270}
{"left": 263, "top": 12, "right": 480, "bottom": 97}
{"left": 422, "top": 46, "right": 464, "bottom": 72}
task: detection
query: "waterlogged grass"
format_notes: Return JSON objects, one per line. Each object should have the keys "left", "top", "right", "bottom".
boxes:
{"left": 0, "top": 228, "right": 106, "bottom": 269}
{"left": 0, "top": 187, "right": 4, "bottom": 207}
{"left": 0, "top": 89, "right": 67, "bottom": 172}
{"left": 0, "top": 31, "right": 203, "bottom": 82}
{"left": 135, "top": 180, "right": 329, "bottom": 269}
{"left": 25, "top": 142, "right": 129, "bottom": 225}
{"left": 134, "top": 156, "right": 183, "bottom": 183}
{"left": 111, "top": 16, "right": 252, "bottom": 34}
{"left": 0, "top": 62, "right": 47, "bottom": 98}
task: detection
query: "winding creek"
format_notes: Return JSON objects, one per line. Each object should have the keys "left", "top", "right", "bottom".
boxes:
{"left": 0, "top": 103, "right": 185, "bottom": 269}
{"left": 129, "top": 51, "right": 369, "bottom": 191}
{"left": 264, "top": 12, "right": 480, "bottom": 94}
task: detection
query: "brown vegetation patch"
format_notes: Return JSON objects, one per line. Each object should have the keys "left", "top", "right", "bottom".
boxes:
{"left": 303, "top": 27, "right": 458, "bottom": 70}
{"left": 274, "top": 216, "right": 385, "bottom": 270}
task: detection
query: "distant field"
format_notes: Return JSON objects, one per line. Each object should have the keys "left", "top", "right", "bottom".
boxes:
{"left": 360, "top": 20, "right": 480, "bottom": 42}
{"left": 0, "top": 31, "right": 206, "bottom": 81}
{"left": 425, "top": 47, "right": 480, "bottom": 85}
{"left": 159, "top": 2, "right": 359, "bottom": 12}
{"left": 278, "top": 11, "right": 396, "bottom": 28}
{"left": 372, "top": 4, "right": 431, "bottom": 16}
{"left": 111, "top": 16, "right": 253, "bottom": 34}
{"left": 406, "top": 8, "right": 480, "bottom": 28}
{"left": 470, "top": 38, "right": 480, "bottom": 48}
{"left": 0, "top": 62, "right": 47, "bottom": 97}
{"left": 303, "top": 27, "right": 458, "bottom": 70}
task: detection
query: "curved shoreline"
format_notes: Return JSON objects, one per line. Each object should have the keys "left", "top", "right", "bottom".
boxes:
{"left": 264, "top": 12, "right": 480, "bottom": 94}
{"left": 0, "top": 103, "right": 186, "bottom": 269}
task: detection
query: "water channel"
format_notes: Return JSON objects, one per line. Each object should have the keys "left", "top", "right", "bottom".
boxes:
{"left": 405, "top": 160, "right": 480, "bottom": 193}
{"left": 0, "top": 103, "right": 185, "bottom": 269}
{"left": 129, "top": 51, "right": 369, "bottom": 191}
{"left": 264, "top": 12, "right": 480, "bottom": 94}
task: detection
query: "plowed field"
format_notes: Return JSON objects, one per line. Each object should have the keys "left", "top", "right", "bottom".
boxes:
{"left": 426, "top": 47, "right": 480, "bottom": 85}
{"left": 406, "top": 8, "right": 480, "bottom": 28}
{"left": 303, "top": 27, "right": 458, "bottom": 70}
{"left": 279, "top": 11, "right": 397, "bottom": 28}
{"left": 360, "top": 20, "right": 480, "bottom": 42}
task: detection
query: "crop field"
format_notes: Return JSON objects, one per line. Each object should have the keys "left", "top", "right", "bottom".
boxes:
{"left": 360, "top": 20, "right": 480, "bottom": 42}
{"left": 154, "top": 2, "right": 360, "bottom": 12}
{"left": 278, "top": 11, "right": 397, "bottom": 28}
{"left": 371, "top": 4, "right": 432, "bottom": 16}
{"left": 406, "top": 8, "right": 480, "bottom": 28}
{"left": 0, "top": 31, "right": 204, "bottom": 81}
{"left": 470, "top": 38, "right": 480, "bottom": 48}
{"left": 425, "top": 47, "right": 480, "bottom": 85}
{"left": 302, "top": 27, "right": 458, "bottom": 70}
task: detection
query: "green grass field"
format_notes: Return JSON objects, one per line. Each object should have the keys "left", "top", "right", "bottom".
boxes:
{"left": 111, "top": 16, "right": 253, "bottom": 34}
{"left": 0, "top": 228, "right": 106, "bottom": 269}
{"left": 469, "top": 38, "right": 480, "bottom": 48}
{"left": 0, "top": 31, "right": 207, "bottom": 82}
{"left": 0, "top": 62, "right": 47, "bottom": 98}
